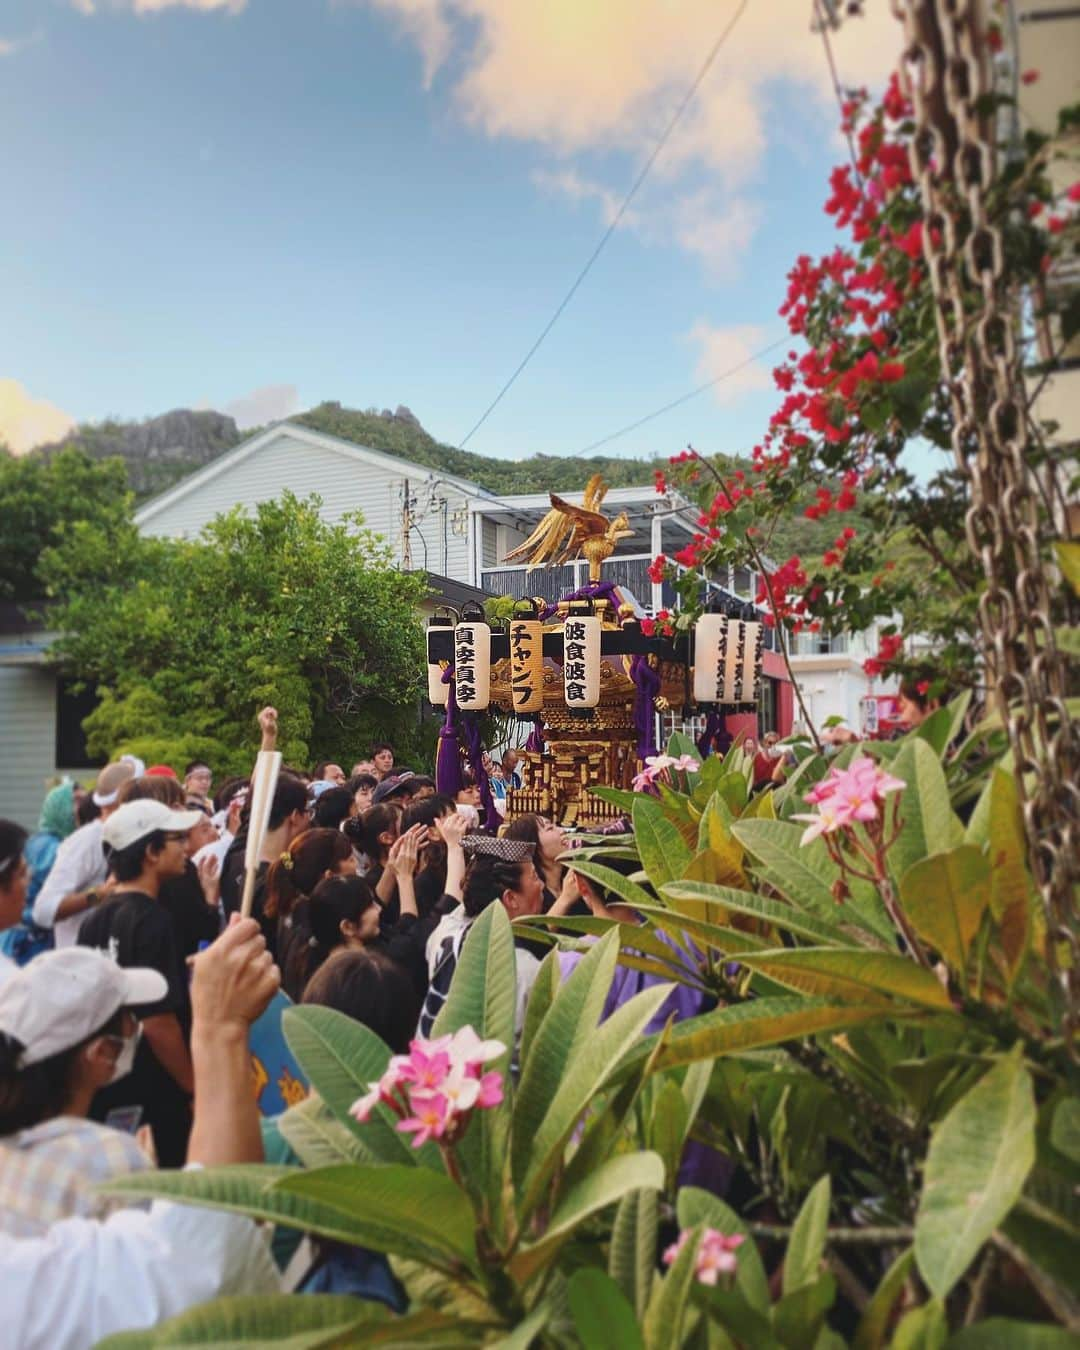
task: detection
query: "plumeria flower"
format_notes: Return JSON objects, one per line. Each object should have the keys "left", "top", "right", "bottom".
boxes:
{"left": 662, "top": 1227, "right": 745, "bottom": 1286}
{"left": 632, "top": 768, "right": 657, "bottom": 792}
{"left": 394, "top": 1040, "right": 453, "bottom": 1094}
{"left": 447, "top": 1025, "right": 506, "bottom": 1070}
{"left": 397, "top": 1092, "right": 453, "bottom": 1148}
{"left": 644, "top": 753, "right": 678, "bottom": 773}
{"left": 671, "top": 754, "right": 701, "bottom": 773}
{"left": 793, "top": 799, "right": 854, "bottom": 845}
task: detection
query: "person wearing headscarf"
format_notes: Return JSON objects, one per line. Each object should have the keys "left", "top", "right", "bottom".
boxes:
{"left": 0, "top": 784, "right": 77, "bottom": 966}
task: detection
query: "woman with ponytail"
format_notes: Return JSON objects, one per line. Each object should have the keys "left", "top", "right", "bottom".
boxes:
{"left": 264, "top": 828, "right": 355, "bottom": 964}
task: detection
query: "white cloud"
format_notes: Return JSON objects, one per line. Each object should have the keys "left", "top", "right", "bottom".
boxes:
{"left": 73, "top": 0, "right": 247, "bottom": 14}
{"left": 685, "top": 322, "right": 771, "bottom": 406}
{"left": 362, "top": 1, "right": 897, "bottom": 276}
{"left": 221, "top": 383, "right": 299, "bottom": 429}
{"left": 0, "top": 380, "right": 77, "bottom": 454}
{"left": 0, "top": 29, "right": 44, "bottom": 56}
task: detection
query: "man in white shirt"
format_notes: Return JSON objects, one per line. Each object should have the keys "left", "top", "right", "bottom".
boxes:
{"left": 0, "top": 914, "right": 282, "bottom": 1349}
{"left": 32, "top": 761, "right": 136, "bottom": 948}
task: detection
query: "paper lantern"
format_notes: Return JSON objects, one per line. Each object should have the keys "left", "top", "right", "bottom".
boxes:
{"left": 426, "top": 614, "right": 453, "bottom": 707}
{"left": 454, "top": 609, "right": 491, "bottom": 711}
{"left": 734, "top": 620, "right": 763, "bottom": 707}
{"left": 508, "top": 608, "right": 544, "bottom": 715}
{"left": 562, "top": 612, "right": 601, "bottom": 709}
{"left": 692, "top": 613, "right": 730, "bottom": 704}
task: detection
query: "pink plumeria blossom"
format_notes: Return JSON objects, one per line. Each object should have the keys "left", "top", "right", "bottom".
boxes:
{"left": 395, "top": 1041, "right": 453, "bottom": 1094}
{"left": 671, "top": 754, "right": 701, "bottom": 773}
{"left": 663, "top": 1227, "right": 745, "bottom": 1286}
{"left": 793, "top": 800, "right": 854, "bottom": 845}
{"left": 474, "top": 1070, "right": 504, "bottom": 1109}
{"left": 447, "top": 1025, "right": 506, "bottom": 1070}
{"left": 397, "top": 1092, "right": 453, "bottom": 1148}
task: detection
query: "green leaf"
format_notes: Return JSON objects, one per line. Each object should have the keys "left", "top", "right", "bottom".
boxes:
{"left": 947, "top": 1319, "right": 1080, "bottom": 1348}
{"left": 690, "top": 792, "right": 747, "bottom": 886}
{"left": 648, "top": 1079, "right": 689, "bottom": 1189}
{"left": 101, "top": 1165, "right": 465, "bottom": 1271}
{"left": 899, "top": 845, "right": 991, "bottom": 979}
{"left": 891, "top": 1300, "right": 947, "bottom": 1350}
{"left": 783, "top": 1174, "right": 831, "bottom": 1295}
{"left": 430, "top": 902, "right": 515, "bottom": 1228}
{"left": 633, "top": 795, "right": 693, "bottom": 889}
{"left": 513, "top": 1151, "right": 665, "bottom": 1282}
{"left": 661, "top": 880, "right": 847, "bottom": 945}
{"left": 915, "top": 1048, "right": 1037, "bottom": 1298}
{"left": 641, "top": 1221, "right": 701, "bottom": 1350}
{"left": 276, "top": 1096, "right": 367, "bottom": 1168}
{"left": 519, "top": 979, "right": 674, "bottom": 1217}
{"left": 736, "top": 948, "right": 954, "bottom": 1011}
{"left": 698, "top": 1288, "right": 780, "bottom": 1349}
{"left": 513, "top": 928, "right": 623, "bottom": 1182}
{"left": 915, "top": 706, "right": 957, "bottom": 758}
{"left": 852, "top": 1247, "right": 913, "bottom": 1350}
{"left": 588, "top": 785, "right": 640, "bottom": 815}
{"left": 624, "top": 998, "right": 896, "bottom": 1075}
{"left": 677, "top": 1187, "right": 769, "bottom": 1313}
{"left": 281, "top": 1006, "right": 417, "bottom": 1166}
{"left": 561, "top": 857, "right": 657, "bottom": 913}
{"left": 1050, "top": 1097, "right": 1080, "bottom": 1165}
{"left": 609, "top": 1187, "right": 659, "bottom": 1319}
{"left": 1055, "top": 540, "right": 1080, "bottom": 596}
{"left": 569, "top": 1268, "right": 645, "bottom": 1350}
{"left": 888, "top": 740, "right": 965, "bottom": 885}
{"left": 519, "top": 945, "right": 562, "bottom": 1070}
{"left": 95, "top": 1294, "right": 390, "bottom": 1348}
{"left": 772, "top": 1273, "right": 837, "bottom": 1350}
{"left": 276, "top": 1164, "right": 480, "bottom": 1273}
{"left": 731, "top": 819, "right": 841, "bottom": 916}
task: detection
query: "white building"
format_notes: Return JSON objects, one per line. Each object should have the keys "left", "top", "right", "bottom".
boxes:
{"left": 787, "top": 625, "right": 899, "bottom": 737}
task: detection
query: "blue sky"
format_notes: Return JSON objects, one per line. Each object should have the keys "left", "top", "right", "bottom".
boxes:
{"left": 0, "top": 0, "right": 900, "bottom": 464}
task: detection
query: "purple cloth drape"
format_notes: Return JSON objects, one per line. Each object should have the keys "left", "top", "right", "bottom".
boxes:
{"left": 459, "top": 711, "right": 498, "bottom": 828}
{"left": 538, "top": 579, "right": 621, "bottom": 622}
{"left": 434, "top": 665, "right": 464, "bottom": 798}
{"left": 525, "top": 714, "right": 545, "bottom": 753}
{"left": 696, "top": 710, "right": 724, "bottom": 759}
{"left": 629, "top": 654, "right": 661, "bottom": 762}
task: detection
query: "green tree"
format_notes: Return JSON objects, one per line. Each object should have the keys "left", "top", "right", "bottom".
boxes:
{"left": 0, "top": 446, "right": 132, "bottom": 601}
{"left": 43, "top": 493, "right": 429, "bottom": 774}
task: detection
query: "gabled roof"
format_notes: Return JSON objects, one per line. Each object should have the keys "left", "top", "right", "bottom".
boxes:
{"left": 134, "top": 421, "right": 501, "bottom": 526}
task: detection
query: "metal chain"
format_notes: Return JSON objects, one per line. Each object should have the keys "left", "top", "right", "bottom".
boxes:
{"left": 891, "top": 0, "right": 1079, "bottom": 1049}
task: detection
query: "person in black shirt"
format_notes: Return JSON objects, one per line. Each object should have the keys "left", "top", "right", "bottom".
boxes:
{"left": 78, "top": 798, "right": 203, "bottom": 1166}
{"left": 220, "top": 774, "right": 309, "bottom": 953}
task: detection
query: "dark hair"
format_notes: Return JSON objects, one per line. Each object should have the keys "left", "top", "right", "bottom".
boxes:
{"left": 301, "top": 948, "right": 419, "bottom": 1054}
{"left": 77, "top": 793, "right": 101, "bottom": 827}
{"left": 283, "top": 874, "right": 378, "bottom": 998}
{"left": 266, "top": 774, "right": 309, "bottom": 831}
{"left": 0, "top": 1007, "right": 125, "bottom": 1134}
{"left": 462, "top": 852, "right": 532, "bottom": 918}
{"left": 0, "top": 820, "right": 28, "bottom": 887}
{"left": 408, "top": 775, "right": 435, "bottom": 794}
{"left": 107, "top": 829, "right": 168, "bottom": 882}
{"left": 264, "top": 827, "right": 353, "bottom": 923}
{"left": 118, "top": 775, "right": 185, "bottom": 808}
{"left": 312, "top": 761, "right": 340, "bottom": 780}
{"left": 899, "top": 676, "right": 944, "bottom": 712}
{"left": 401, "top": 794, "right": 455, "bottom": 890}
{"left": 371, "top": 742, "right": 393, "bottom": 757}
{"left": 311, "top": 787, "right": 352, "bottom": 831}
{"left": 503, "top": 814, "right": 544, "bottom": 849}
{"left": 184, "top": 761, "right": 210, "bottom": 778}
{"left": 356, "top": 803, "right": 402, "bottom": 861}
{"left": 213, "top": 776, "right": 248, "bottom": 814}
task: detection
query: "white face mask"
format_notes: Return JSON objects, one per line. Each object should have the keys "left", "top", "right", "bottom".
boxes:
{"left": 107, "top": 1025, "right": 142, "bottom": 1084}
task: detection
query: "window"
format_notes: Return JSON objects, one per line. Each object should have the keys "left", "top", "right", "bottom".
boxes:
{"left": 55, "top": 678, "right": 104, "bottom": 770}
{"left": 758, "top": 677, "right": 778, "bottom": 735}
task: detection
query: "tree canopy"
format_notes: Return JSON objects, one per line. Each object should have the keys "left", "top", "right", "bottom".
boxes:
{"left": 42, "top": 493, "right": 429, "bottom": 774}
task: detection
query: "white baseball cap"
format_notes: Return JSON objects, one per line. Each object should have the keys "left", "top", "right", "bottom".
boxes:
{"left": 0, "top": 948, "right": 167, "bottom": 1066}
{"left": 102, "top": 799, "right": 204, "bottom": 851}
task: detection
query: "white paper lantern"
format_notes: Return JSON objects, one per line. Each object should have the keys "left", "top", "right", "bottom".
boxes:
{"left": 426, "top": 622, "right": 451, "bottom": 706}
{"left": 692, "top": 613, "right": 730, "bottom": 704}
{"left": 563, "top": 613, "right": 601, "bottom": 709}
{"left": 734, "top": 620, "right": 763, "bottom": 706}
{"left": 508, "top": 618, "right": 544, "bottom": 714}
{"left": 454, "top": 618, "right": 491, "bottom": 711}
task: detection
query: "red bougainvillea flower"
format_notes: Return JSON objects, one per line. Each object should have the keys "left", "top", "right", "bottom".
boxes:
{"left": 1021, "top": 69, "right": 1040, "bottom": 84}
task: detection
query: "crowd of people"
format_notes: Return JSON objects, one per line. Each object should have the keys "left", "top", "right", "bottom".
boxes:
{"left": 0, "top": 684, "right": 944, "bottom": 1345}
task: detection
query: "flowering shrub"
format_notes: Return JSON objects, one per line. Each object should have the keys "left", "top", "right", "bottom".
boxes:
{"left": 631, "top": 751, "right": 700, "bottom": 793}
{"left": 351, "top": 1026, "right": 505, "bottom": 1149}
{"left": 650, "top": 60, "right": 1079, "bottom": 692}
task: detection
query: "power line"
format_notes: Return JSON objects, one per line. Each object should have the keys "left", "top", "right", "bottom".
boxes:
{"left": 575, "top": 334, "right": 788, "bottom": 456}
{"left": 458, "top": 0, "right": 753, "bottom": 449}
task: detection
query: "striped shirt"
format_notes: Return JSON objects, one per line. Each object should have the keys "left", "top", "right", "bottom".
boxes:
{"left": 0, "top": 1116, "right": 151, "bottom": 1237}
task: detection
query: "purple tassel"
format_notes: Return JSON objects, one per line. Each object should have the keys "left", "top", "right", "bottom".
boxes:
{"left": 630, "top": 654, "right": 661, "bottom": 762}
{"left": 539, "top": 579, "right": 622, "bottom": 622}
{"left": 525, "top": 715, "right": 545, "bottom": 754}
{"left": 434, "top": 665, "right": 464, "bottom": 798}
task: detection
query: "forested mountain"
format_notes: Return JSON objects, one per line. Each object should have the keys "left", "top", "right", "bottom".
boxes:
{"left": 28, "top": 400, "right": 866, "bottom": 560}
